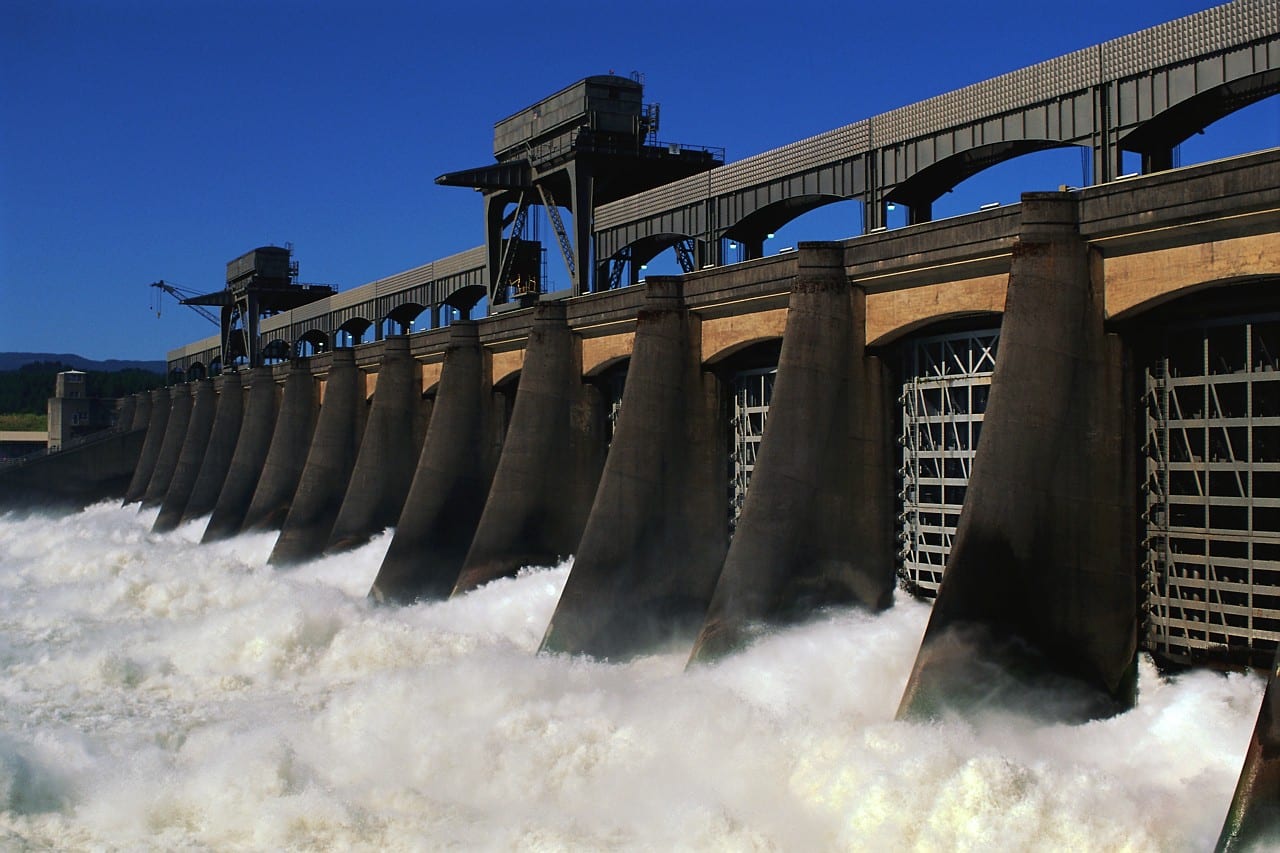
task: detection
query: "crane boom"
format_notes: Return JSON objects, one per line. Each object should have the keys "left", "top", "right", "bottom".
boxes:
{"left": 149, "top": 280, "right": 219, "bottom": 325}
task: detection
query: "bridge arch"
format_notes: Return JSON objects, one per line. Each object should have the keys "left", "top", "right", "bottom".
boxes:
{"left": 1121, "top": 69, "right": 1280, "bottom": 172}
{"left": 295, "top": 330, "right": 329, "bottom": 358}
{"left": 382, "top": 302, "right": 425, "bottom": 337}
{"left": 261, "top": 338, "right": 291, "bottom": 364}
{"left": 335, "top": 317, "right": 372, "bottom": 348}
{"left": 884, "top": 140, "right": 1084, "bottom": 223}
{"left": 721, "top": 194, "right": 853, "bottom": 257}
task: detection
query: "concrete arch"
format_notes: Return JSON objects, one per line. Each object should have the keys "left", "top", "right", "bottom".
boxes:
{"left": 1105, "top": 234, "right": 1280, "bottom": 322}
{"left": 187, "top": 362, "right": 207, "bottom": 381}
{"left": 383, "top": 302, "right": 425, "bottom": 336}
{"left": 208, "top": 357, "right": 222, "bottom": 376}
{"left": 584, "top": 352, "right": 630, "bottom": 380}
{"left": 168, "top": 367, "right": 186, "bottom": 383}
{"left": 491, "top": 352, "right": 523, "bottom": 387}
{"left": 701, "top": 304, "right": 789, "bottom": 366}
{"left": 703, "top": 337, "right": 782, "bottom": 374}
{"left": 599, "top": 233, "right": 691, "bottom": 278}
{"left": 864, "top": 273, "right": 1010, "bottom": 347}
{"left": 885, "top": 140, "right": 1082, "bottom": 222}
{"left": 1120, "top": 70, "right": 1280, "bottom": 169}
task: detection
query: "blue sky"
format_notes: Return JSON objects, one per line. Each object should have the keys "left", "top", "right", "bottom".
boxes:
{"left": 2, "top": 0, "right": 1275, "bottom": 360}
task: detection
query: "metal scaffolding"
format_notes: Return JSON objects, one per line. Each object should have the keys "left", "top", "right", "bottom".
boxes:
{"left": 729, "top": 367, "right": 776, "bottom": 533}
{"left": 898, "top": 328, "right": 1000, "bottom": 596}
{"left": 1144, "top": 315, "right": 1280, "bottom": 666}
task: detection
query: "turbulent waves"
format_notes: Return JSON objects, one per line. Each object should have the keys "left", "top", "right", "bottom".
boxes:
{"left": 0, "top": 503, "right": 1265, "bottom": 850}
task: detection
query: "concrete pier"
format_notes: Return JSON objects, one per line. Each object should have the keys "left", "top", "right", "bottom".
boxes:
{"left": 370, "top": 322, "right": 498, "bottom": 603}
{"left": 181, "top": 370, "right": 244, "bottom": 524}
{"left": 1217, "top": 649, "right": 1280, "bottom": 850}
{"left": 454, "top": 302, "right": 606, "bottom": 594}
{"left": 898, "top": 193, "right": 1137, "bottom": 720}
{"left": 690, "top": 244, "right": 895, "bottom": 664}
{"left": 129, "top": 390, "right": 152, "bottom": 432}
{"left": 238, "top": 362, "right": 315, "bottom": 534}
{"left": 269, "top": 350, "right": 366, "bottom": 566}
{"left": 123, "top": 386, "right": 170, "bottom": 504}
{"left": 140, "top": 383, "right": 193, "bottom": 509}
{"left": 202, "top": 366, "right": 282, "bottom": 542}
{"left": 326, "top": 337, "right": 425, "bottom": 553}
{"left": 152, "top": 378, "right": 216, "bottom": 531}
{"left": 540, "top": 278, "right": 728, "bottom": 660}
{"left": 116, "top": 395, "right": 138, "bottom": 433}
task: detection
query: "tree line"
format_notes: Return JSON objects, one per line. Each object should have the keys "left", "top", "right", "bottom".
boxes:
{"left": 0, "top": 362, "right": 164, "bottom": 414}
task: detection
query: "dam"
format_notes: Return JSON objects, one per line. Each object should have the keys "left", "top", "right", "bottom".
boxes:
{"left": 2, "top": 1, "right": 1279, "bottom": 845}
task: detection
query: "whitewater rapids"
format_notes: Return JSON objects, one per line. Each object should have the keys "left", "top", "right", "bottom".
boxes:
{"left": 0, "top": 502, "right": 1264, "bottom": 851}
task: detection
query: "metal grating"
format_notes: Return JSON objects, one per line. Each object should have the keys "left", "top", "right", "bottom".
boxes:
{"left": 729, "top": 367, "right": 776, "bottom": 534}
{"left": 898, "top": 328, "right": 1000, "bottom": 596}
{"left": 1143, "top": 314, "right": 1280, "bottom": 667}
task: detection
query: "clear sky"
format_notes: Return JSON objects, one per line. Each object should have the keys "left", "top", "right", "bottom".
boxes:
{"left": 2, "top": 0, "right": 1276, "bottom": 360}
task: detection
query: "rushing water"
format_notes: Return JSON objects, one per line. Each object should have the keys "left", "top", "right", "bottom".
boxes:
{"left": 0, "top": 502, "right": 1266, "bottom": 851}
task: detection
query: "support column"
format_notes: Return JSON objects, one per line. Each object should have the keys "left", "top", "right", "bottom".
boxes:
{"left": 454, "top": 303, "right": 606, "bottom": 595}
{"left": 237, "top": 362, "right": 317, "bottom": 534}
{"left": 369, "top": 322, "right": 498, "bottom": 602}
{"left": 153, "top": 378, "right": 216, "bottom": 532}
{"left": 326, "top": 337, "right": 424, "bottom": 553}
{"left": 540, "top": 277, "right": 729, "bottom": 660}
{"left": 898, "top": 192, "right": 1138, "bottom": 721}
{"left": 690, "top": 244, "right": 894, "bottom": 664}
{"left": 181, "top": 370, "right": 244, "bottom": 524}
{"left": 202, "top": 366, "right": 282, "bottom": 542}
{"left": 140, "top": 383, "right": 193, "bottom": 509}
{"left": 269, "top": 350, "right": 366, "bottom": 566}
{"left": 1217, "top": 649, "right": 1280, "bottom": 851}
{"left": 123, "top": 386, "right": 169, "bottom": 504}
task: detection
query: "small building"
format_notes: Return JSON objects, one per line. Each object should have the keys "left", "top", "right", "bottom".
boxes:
{"left": 47, "top": 370, "right": 117, "bottom": 451}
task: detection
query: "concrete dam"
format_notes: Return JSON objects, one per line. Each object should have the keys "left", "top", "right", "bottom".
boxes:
{"left": 3, "top": 1, "right": 1279, "bottom": 845}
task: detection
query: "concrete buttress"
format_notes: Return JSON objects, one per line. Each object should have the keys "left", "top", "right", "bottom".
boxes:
{"left": 369, "top": 321, "right": 498, "bottom": 602}
{"left": 689, "top": 243, "right": 895, "bottom": 664}
{"left": 123, "top": 386, "right": 170, "bottom": 504}
{"left": 237, "top": 362, "right": 316, "bottom": 535}
{"left": 269, "top": 350, "right": 366, "bottom": 566}
{"left": 202, "top": 366, "right": 283, "bottom": 542}
{"left": 1217, "top": 648, "right": 1280, "bottom": 850}
{"left": 129, "top": 391, "right": 152, "bottom": 432}
{"left": 326, "top": 337, "right": 425, "bottom": 553}
{"left": 153, "top": 378, "right": 216, "bottom": 531}
{"left": 454, "top": 302, "right": 607, "bottom": 594}
{"left": 897, "top": 192, "right": 1138, "bottom": 720}
{"left": 140, "top": 383, "right": 193, "bottom": 509}
{"left": 181, "top": 370, "right": 244, "bottom": 524}
{"left": 540, "top": 277, "right": 729, "bottom": 660}
{"left": 116, "top": 395, "right": 137, "bottom": 433}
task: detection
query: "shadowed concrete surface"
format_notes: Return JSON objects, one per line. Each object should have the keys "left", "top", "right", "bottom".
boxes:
{"left": 454, "top": 302, "right": 606, "bottom": 595}
{"left": 236, "top": 363, "right": 314, "bottom": 535}
{"left": 898, "top": 193, "right": 1138, "bottom": 722}
{"left": 153, "top": 378, "right": 216, "bottom": 532}
{"left": 0, "top": 428, "right": 146, "bottom": 510}
{"left": 123, "top": 386, "right": 170, "bottom": 504}
{"left": 690, "top": 244, "right": 895, "bottom": 665}
{"left": 141, "top": 383, "right": 193, "bottom": 509}
{"left": 370, "top": 322, "right": 499, "bottom": 603}
{"left": 181, "top": 370, "right": 244, "bottom": 524}
{"left": 1218, "top": 648, "right": 1280, "bottom": 851}
{"left": 326, "top": 337, "right": 425, "bottom": 553}
{"left": 203, "top": 366, "right": 284, "bottom": 541}
{"left": 270, "top": 350, "right": 366, "bottom": 566}
{"left": 540, "top": 278, "right": 728, "bottom": 660}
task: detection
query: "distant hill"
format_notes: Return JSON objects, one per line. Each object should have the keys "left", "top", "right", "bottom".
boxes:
{"left": 0, "top": 352, "right": 165, "bottom": 374}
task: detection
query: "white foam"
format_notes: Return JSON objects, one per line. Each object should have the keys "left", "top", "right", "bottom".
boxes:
{"left": 0, "top": 503, "right": 1264, "bottom": 850}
